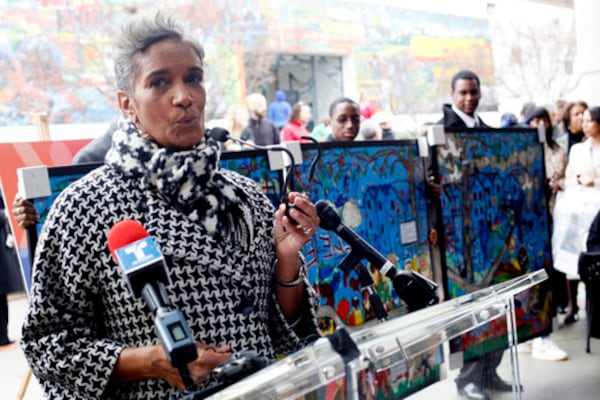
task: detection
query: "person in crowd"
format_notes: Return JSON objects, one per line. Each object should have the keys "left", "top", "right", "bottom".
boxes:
{"left": 358, "top": 92, "right": 375, "bottom": 120}
{"left": 527, "top": 106, "right": 568, "bottom": 316}
{"left": 556, "top": 100, "right": 588, "bottom": 322}
{"left": 519, "top": 101, "right": 536, "bottom": 126}
{"left": 311, "top": 117, "right": 331, "bottom": 142}
{"left": 439, "top": 69, "right": 515, "bottom": 400}
{"left": 562, "top": 105, "right": 600, "bottom": 325}
{"left": 521, "top": 106, "right": 569, "bottom": 361}
{"left": 20, "top": 11, "right": 320, "bottom": 399}
{"left": 281, "top": 101, "right": 312, "bottom": 142}
{"left": 561, "top": 100, "right": 588, "bottom": 154}
{"left": 374, "top": 111, "right": 396, "bottom": 140}
{"left": 267, "top": 89, "right": 291, "bottom": 132}
{"left": 358, "top": 118, "right": 381, "bottom": 140}
{"left": 221, "top": 103, "right": 251, "bottom": 151}
{"left": 526, "top": 106, "right": 567, "bottom": 213}
{"left": 544, "top": 102, "right": 561, "bottom": 139}
{"left": 552, "top": 99, "right": 567, "bottom": 144}
{"left": 325, "top": 97, "right": 361, "bottom": 142}
{"left": 0, "top": 193, "right": 22, "bottom": 348}
{"left": 439, "top": 70, "right": 487, "bottom": 129}
{"left": 561, "top": 100, "right": 590, "bottom": 322}
{"left": 241, "top": 92, "right": 279, "bottom": 146}
{"left": 499, "top": 112, "right": 518, "bottom": 128}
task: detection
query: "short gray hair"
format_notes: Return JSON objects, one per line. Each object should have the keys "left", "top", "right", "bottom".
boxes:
{"left": 359, "top": 118, "right": 379, "bottom": 140}
{"left": 113, "top": 11, "right": 205, "bottom": 93}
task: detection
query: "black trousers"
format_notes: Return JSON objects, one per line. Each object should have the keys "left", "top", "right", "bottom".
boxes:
{"left": 0, "top": 294, "right": 9, "bottom": 345}
{"left": 455, "top": 349, "right": 504, "bottom": 388}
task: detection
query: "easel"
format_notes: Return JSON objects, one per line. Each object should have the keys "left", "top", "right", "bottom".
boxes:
{"left": 16, "top": 112, "right": 50, "bottom": 400}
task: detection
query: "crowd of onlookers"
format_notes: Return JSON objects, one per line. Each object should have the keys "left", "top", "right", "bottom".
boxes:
{"left": 206, "top": 90, "right": 409, "bottom": 150}
{"left": 206, "top": 88, "right": 596, "bottom": 157}
{"left": 510, "top": 99, "right": 596, "bottom": 331}
{"left": 4, "top": 7, "right": 599, "bottom": 398}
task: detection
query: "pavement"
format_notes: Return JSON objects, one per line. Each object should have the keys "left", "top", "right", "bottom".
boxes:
{"left": 2, "top": 286, "right": 600, "bottom": 400}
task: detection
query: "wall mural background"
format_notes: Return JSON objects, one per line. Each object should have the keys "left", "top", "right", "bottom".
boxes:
{"left": 0, "top": 0, "right": 495, "bottom": 128}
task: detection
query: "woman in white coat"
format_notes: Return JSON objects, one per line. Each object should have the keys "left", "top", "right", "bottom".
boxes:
{"left": 563, "top": 106, "right": 600, "bottom": 323}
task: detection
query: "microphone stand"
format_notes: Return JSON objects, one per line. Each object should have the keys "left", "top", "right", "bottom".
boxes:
{"left": 211, "top": 131, "right": 321, "bottom": 226}
{"left": 316, "top": 200, "right": 439, "bottom": 313}
{"left": 219, "top": 135, "right": 298, "bottom": 198}
{"left": 212, "top": 132, "right": 307, "bottom": 224}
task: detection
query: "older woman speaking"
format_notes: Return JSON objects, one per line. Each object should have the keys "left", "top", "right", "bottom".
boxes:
{"left": 21, "top": 11, "right": 320, "bottom": 399}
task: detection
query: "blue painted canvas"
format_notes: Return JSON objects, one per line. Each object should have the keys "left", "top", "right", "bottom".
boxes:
{"left": 436, "top": 128, "right": 553, "bottom": 353}
{"left": 297, "top": 141, "right": 434, "bottom": 326}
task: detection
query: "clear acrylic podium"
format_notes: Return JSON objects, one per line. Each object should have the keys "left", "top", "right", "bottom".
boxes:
{"left": 205, "top": 270, "right": 547, "bottom": 400}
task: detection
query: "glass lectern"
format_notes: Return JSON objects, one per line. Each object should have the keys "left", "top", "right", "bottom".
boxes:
{"left": 203, "top": 270, "right": 547, "bottom": 400}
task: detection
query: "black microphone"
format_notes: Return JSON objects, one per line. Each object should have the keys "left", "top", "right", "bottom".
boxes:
{"left": 180, "top": 350, "right": 272, "bottom": 399}
{"left": 316, "top": 200, "right": 439, "bottom": 312}
{"left": 107, "top": 220, "right": 198, "bottom": 389}
{"left": 207, "top": 126, "right": 230, "bottom": 143}
{"left": 207, "top": 127, "right": 303, "bottom": 224}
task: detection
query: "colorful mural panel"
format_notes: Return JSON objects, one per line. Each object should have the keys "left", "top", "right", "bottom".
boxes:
{"left": 435, "top": 128, "right": 553, "bottom": 352}
{"left": 296, "top": 142, "right": 433, "bottom": 326}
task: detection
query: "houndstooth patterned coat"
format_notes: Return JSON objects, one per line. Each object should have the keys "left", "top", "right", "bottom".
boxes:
{"left": 21, "top": 165, "right": 319, "bottom": 399}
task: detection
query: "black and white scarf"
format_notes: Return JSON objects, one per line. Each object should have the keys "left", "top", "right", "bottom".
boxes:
{"left": 105, "top": 117, "right": 253, "bottom": 248}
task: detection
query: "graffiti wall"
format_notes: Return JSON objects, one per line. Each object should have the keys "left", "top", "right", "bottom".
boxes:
{"left": 0, "top": 1, "right": 495, "bottom": 128}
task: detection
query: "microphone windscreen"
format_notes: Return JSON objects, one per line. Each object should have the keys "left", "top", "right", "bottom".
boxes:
{"left": 316, "top": 200, "right": 342, "bottom": 231}
{"left": 107, "top": 220, "right": 149, "bottom": 260}
{"left": 207, "top": 127, "right": 230, "bottom": 142}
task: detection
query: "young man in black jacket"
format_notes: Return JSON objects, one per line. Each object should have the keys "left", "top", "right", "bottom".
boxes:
{"left": 439, "top": 70, "right": 514, "bottom": 400}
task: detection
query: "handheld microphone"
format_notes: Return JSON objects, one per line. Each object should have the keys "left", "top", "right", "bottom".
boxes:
{"left": 207, "top": 127, "right": 303, "bottom": 224}
{"left": 107, "top": 220, "right": 170, "bottom": 298}
{"left": 107, "top": 220, "right": 197, "bottom": 387}
{"left": 315, "top": 200, "right": 439, "bottom": 312}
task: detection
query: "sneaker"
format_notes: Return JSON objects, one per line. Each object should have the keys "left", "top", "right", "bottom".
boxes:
{"left": 517, "top": 340, "right": 533, "bottom": 353}
{"left": 531, "top": 337, "right": 568, "bottom": 361}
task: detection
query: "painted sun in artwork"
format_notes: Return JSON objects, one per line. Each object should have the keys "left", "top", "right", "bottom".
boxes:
{"left": 341, "top": 199, "right": 362, "bottom": 228}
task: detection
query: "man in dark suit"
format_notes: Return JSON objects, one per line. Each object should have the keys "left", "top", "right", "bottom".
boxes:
{"left": 439, "top": 70, "right": 487, "bottom": 129}
{"left": 439, "top": 70, "right": 515, "bottom": 400}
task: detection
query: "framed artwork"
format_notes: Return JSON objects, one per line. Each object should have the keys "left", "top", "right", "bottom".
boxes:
{"left": 434, "top": 128, "right": 553, "bottom": 355}
{"left": 296, "top": 141, "right": 434, "bottom": 326}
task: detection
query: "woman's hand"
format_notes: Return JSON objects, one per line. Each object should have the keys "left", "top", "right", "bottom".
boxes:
{"left": 152, "top": 343, "right": 232, "bottom": 390}
{"left": 548, "top": 173, "right": 562, "bottom": 192}
{"left": 272, "top": 192, "right": 319, "bottom": 319}
{"left": 273, "top": 192, "right": 319, "bottom": 261}
{"left": 115, "top": 342, "right": 232, "bottom": 391}
{"left": 426, "top": 177, "right": 442, "bottom": 201}
{"left": 12, "top": 194, "right": 40, "bottom": 229}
